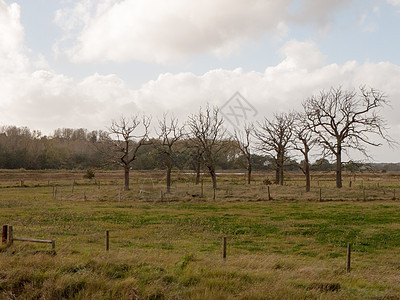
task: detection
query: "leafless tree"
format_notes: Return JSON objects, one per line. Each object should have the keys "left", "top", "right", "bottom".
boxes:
{"left": 155, "top": 114, "right": 185, "bottom": 193}
{"left": 234, "top": 123, "right": 253, "bottom": 184}
{"left": 303, "top": 86, "right": 394, "bottom": 188}
{"left": 291, "top": 112, "right": 318, "bottom": 192}
{"left": 187, "top": 105, "right": 226, "bottom": 189}
{"left": 105, "top": 115, "right": 151, "bottom": 191}
{"left": 254, "top": 112, "right": 295, "bottom": 185}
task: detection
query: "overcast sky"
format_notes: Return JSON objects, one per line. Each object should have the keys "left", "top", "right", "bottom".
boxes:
{"left": 1, "top": 0, "right": 399, "bottom": 162}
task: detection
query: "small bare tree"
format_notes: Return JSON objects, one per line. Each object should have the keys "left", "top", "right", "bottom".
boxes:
{"left": 187, "top": 105, "right": 226, "bottom": 189}
{"left": 234, "top": 124, "right": 253, "bottom": 184}
{"left": 291, "top": 112, "right": 317, "bottom": 192}
{"left": 106, "top": 115, "right": 151, "bottom": 191}
{"left": 156, "top": 114, "right": 185, "bottom": 193}
{"left": 303, "top": 86, "right": 394, "bottom": 188}
{"left": 254, "top": 112, "right": 294, "bottom": 185}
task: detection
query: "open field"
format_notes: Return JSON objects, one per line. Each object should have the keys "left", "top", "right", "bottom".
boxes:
{"left": 1, "top": 169, "right": 400, "bottom": 299}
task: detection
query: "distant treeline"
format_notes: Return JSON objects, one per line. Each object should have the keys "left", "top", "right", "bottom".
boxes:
{"left": 0, "top": 125, "right": 398, "bottom": 172}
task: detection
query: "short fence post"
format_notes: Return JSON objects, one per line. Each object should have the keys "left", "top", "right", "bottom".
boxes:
{"left": 2, "top": 225, "right": 8, "bottom": 244}
{"left": 267, "top": 185, "right": 271, "bottom": 200}
{"left": 201, "top": 180, "right": 204, "bottom": 197}
{"left": 8, "top": 226, "right": 13, "bottom": 246}
{"left": 222, "top": 237, "right": 227, "bottom": 260}
{"left": 393, "top": 189, "right": 396, "bottom": 200}
{"left": 346, "top": 243, "right": 351, "bottom": 272}
{"left": 161, "top": 190, "right": 164, "bottom": 201}
{"left": 51, "top": 240, "right": 55, "bottom": 250}
{"left": 60, "top": 189, "right": 62, "bottom": 201}
{"left": 363, "top": 188, "right": 366, "bottom": 201}
{"left": 84, "top": 191, "right": 87, "bottom": 201}
{"left": 106, "top": 230, "right": 109, "bottom": 251}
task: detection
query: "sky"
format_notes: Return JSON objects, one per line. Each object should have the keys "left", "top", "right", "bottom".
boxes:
{"left": 0, "top": 0, "right": 400, "bottom": 162}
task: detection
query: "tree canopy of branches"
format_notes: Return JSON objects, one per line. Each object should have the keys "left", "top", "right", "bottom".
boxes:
{"left": 156, "top": 115, "right": 185, "bottom": 193}
{"left": 254, "top": 112, "right": 294, "bottom": 185}
{"left": 303, "top": 86, "right": 394, "bottom": 188}
{"left": 187, "top": 105, "right": 226, "bottom": 189}
{"left": 105, "top": 115, "right": 151, "bottom": 191}
{"left": 291, "top": 112, "right": 317, "bottom": 192}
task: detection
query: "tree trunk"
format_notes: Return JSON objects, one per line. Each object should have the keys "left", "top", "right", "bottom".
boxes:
{"left": 278, "top": 151, "right": 284, "bottom": 186}
{"left": 124, "top": 166, "right": 130, "bottom": 191}
{"left": 166, "top": 162, "right": 172, "bottom": 194}
{"left": 209, "top": 167, "right": 217, "bottom": 189}
{"left": 275, "top": 167, "right": 280, "bottom": 185}
{"left": 247, "top": 162, "right": 252, "bottom": 185}
{"left": 336, "top": 144, "right": 342, "bottom": 188}
{"left": 304, "top": 157, "right": 310, "bottom": 192}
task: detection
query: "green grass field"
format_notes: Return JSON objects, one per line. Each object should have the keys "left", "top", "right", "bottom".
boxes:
{"left": 1, "top": 170, "right": 400, "bottom": 299}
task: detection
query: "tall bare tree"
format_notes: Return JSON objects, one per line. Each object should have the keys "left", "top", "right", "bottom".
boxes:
{"left": 106, "top": 115, "right": 151, "bottom": 191}
{"left": 303, "top": 86, "right": 394, "bottom": 188}
{"left": 254, "top": 112, "right": 294, "bottom": 185}
{"left": 234, "top": 124, "right": 253, "bottom": 184}
{"left": 291, "top": 112, "right": 317, "bottom": 192}
{"left": 187, "top": 105, "right": 226, "bottom": 189}
{"left": 156, "top": 114, "right": 185, "bottom": 193}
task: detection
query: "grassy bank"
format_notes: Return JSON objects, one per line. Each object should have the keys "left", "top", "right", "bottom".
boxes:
{"left": 1, "top": 170, "right": 400, "bottom": 299}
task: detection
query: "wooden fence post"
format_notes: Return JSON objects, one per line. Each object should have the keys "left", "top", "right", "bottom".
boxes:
{"left": 2, "top": 225, "right": 7, "bottom": 244}
{"left": 347, "top": 243, "right": 351, "bottom": 272}
{"left": 106, "top": 230, "right": 109, "bottom": 251}
{"left": 393, "top": 189, "right": 396, "bottom": 200}
{"left": 267, "top": 185, "right": 271, "bottom": 200}
{"left": 222, "top": 237, "right": 227, "bottom": 260}
{"left": 51, "top": 240, "right": 55, "bottom": 250}
{"left": 161, "top": 190, "right": 164, "bottom": 201}
{"left": 8, "top": 226, "right": 13, "bottom": 246}
{"left": 201, "top": 180, "right": 204, "bottom": 197}
{"left": 363, "top": 188, "right": 366, "bottom": 201}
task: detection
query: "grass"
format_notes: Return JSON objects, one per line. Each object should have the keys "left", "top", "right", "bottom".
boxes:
{"left": 0, "top": 170, "right": 400, "bottom": 299}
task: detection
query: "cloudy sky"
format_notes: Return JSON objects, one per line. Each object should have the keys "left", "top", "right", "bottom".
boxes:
{"left": 1, "top": 0, "right": 399, "bottom": 162}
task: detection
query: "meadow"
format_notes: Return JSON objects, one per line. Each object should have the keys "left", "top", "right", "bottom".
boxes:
{"left": 1, "top": 169, "right": 400, "bottom": 299}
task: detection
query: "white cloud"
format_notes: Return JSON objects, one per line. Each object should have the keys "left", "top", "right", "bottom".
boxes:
{"left": 0, "top": 0, "right": 398, "bottom": 160}
{"left": 54, "top": 0, "right": 352, "bottom": 63}
{"left": 387, "top": 0, "right": 400, "bottom": 6}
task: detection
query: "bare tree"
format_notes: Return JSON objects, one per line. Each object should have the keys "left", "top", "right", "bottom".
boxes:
{"left": 291, "top": 112, "right": 317, "bottom": 192}
{"left": 156, "top": 114, "right": 185, "bottom": 193}
{"left": 303, "top": 86, "right": 394, "bottom": 188}
{"left": 254, "top": 112, "right": 294, "bottom": 185}
{"left": 187, "top": 105, "right": 226, "bottom": 189}
{"left": 106, "top": 115, "right": 151, "bottom": 191}
{"left": 234, "top": 124, "right": 253, "bottom": 184}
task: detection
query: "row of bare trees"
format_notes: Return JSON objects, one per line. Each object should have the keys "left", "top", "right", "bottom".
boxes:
{"left": 100, "top": 86, "right": 394, "bottom": 192}
{"left": 246, "top": 86, "right": 394, "bottom": 190}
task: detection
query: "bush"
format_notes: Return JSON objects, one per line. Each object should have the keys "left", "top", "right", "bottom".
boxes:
{"left": 83, "top": 168, "right": 95, "bottom": 179}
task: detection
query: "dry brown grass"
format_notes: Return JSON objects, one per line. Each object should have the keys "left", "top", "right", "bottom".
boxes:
{"left": 0, "top": 170, "right": 400, "bottom": 299}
